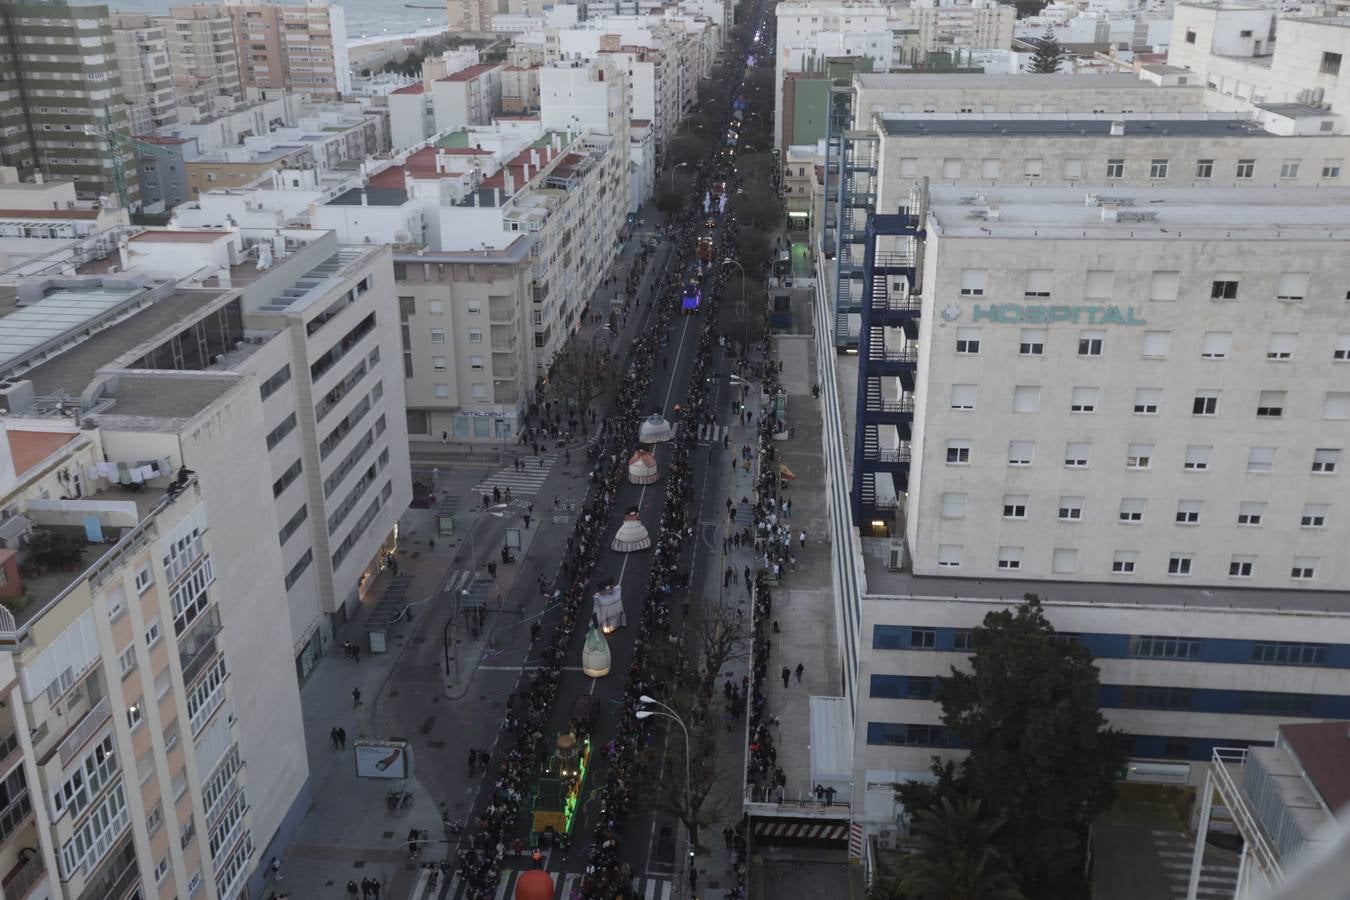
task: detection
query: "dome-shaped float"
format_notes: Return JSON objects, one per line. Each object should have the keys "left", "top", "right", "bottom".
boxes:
{"left": 582, "top": 625, "right": 611, "bottom": 678}
{"left": 515, "top": 868, "right": 554, "bottom": 900}
{"left": 628, "top": 450, "right": 659, "bottom": 485}
{"left": 639, "top": 413, "right": 674, "bottom": 444}
{"left": 611, "top": 509, "right": 651, "bottom": 552}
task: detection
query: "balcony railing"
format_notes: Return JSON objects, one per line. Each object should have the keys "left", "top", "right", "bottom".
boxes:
{"left": 2, "top": 851, "right": 45, "bottom": 899}
{"left": 1210, "top": 748, "right": 1283, "bottom": 881}
{"left": 57, "top": 696, "right": 110, "bottom": 768}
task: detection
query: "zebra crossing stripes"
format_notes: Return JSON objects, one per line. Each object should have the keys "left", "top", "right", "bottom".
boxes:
{"left": 472, "top": 453, "right": 560, "bottom": 497}
{"left": 697, "top": 423, "right": 730, "bottom": 443}
{"left": 436, "top": 869, "right": 672, "bottom": 900}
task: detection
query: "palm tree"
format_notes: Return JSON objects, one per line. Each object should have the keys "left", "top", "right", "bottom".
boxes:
{"left": 896, "top": 798, "right": 1024, "bottom": 900}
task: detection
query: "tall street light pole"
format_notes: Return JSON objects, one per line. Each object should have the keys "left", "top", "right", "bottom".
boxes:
{"left": 722, "top": 258, "right": 749, "bottom": 355}
{"left": 637, "top": 696, "right": 693, "bottom": 896}
{"left": 669, "top": 161, "right": 690, "bottom": 192}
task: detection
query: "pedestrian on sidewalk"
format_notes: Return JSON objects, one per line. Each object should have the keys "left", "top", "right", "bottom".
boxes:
{"left": 441, "top": 430, "right": 448, "bottom": 443}
{"left": 337, "top": 727, "right": 346, "bottom": 750}
{"left": 351, "top": 687, "right": 361, "bottom": 709}
{"left": 330, "top": 727, "right": 340, "bottom": 749}
{"left": 795, "top": 662, "right": 804, "bottom": 684}
{"left": 799, "top": 529, "right": 806, "bottom": 548}
{"left": 781, "top": 666, "right": 790, "bottom": 688}
{"left": 346, "top": 880, "right": 359, "bottom": 898}
{"left": 723, "top": 827, "right": 735, "bottom": 852}
{"left": 269, "top": 856, "right": 282, "bottom": 880}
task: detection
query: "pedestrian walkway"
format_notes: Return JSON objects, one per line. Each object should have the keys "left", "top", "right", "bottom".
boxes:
{"left": 696, "top": 423, "right": 731, "bottom": 443}
{"left": 473, "top": 453, "right": 560, "bottom": 497}
{"left": 428, "top": 869, "right": 673, "bottom": 900}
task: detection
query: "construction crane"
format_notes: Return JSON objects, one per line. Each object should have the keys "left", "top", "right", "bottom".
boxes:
{"left": 84, "top": 109, "right": 180, "bottom": 212}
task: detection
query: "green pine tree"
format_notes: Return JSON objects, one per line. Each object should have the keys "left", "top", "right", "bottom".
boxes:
{"left": 1029, "top": 28, "right": 1066, "bottom": 73}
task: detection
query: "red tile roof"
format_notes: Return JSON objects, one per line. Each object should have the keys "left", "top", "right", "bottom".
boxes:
{"left": 1282, "top": 722, "right": 1350, "bottom": 814}
{"left": 0, "top": 208, "right": 101, "bottom": 220}
{"left": 441, "top": 63, "right": 499, "bottom": 82}
{"left": 392, "top": 82, "right": 426, "bottom": 95}
{"left": 366, "top": 145, "right": 497, "bottom": 189}
{"left": 478, "top": 143, "right": 566, "bottom": 192}
{"left": 7, "top": 430, "right": 77, "bottom": 478}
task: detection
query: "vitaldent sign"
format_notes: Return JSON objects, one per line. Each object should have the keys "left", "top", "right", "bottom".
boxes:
{"left": 965, "top": 304, "right": 1147, "bottom": 325}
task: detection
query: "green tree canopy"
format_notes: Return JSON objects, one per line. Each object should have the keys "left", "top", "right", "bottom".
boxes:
{"left": 1029, "top": 28, "right": 1067, "bottom": 73}
{"left": 936, "top": 595, "right": 1128, "bottom": 894}
{"left": 897, "top": 798, "right": 1024, "bottom": 900}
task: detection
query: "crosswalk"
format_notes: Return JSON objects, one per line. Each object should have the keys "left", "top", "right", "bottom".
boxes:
{"left": 696, "top": 423, "right": 730, "bottom": 443}
{"left": 442, "top": 570, "right": 492, "bottom": 599}
{"left": 473, "top": 453, "right": 560, "bottom": 498}
{"left": 1151, "top": 829, "right": 1239, "bottom": 899}
{"left": 434, "top": 869, "right": 673, "bottom": 900}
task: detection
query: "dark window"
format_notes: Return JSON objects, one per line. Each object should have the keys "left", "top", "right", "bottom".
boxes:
{"left": 271, "top": 458, "right": 302, "bottom": 498}
{"left": 1211, "top": 280, "right": 1239, "bottom": 300}
{"left": 1251, "top": 641, "right": 1328, "bottom": 666}
{"left": 953, "top": 629, "right": 974, "bottom": 651}
{"left": 1238, "top": 691, "right": 1316, "bottom": 716}
{"left": 906, "top": 677, "right": 935, "bottom": 699}
{"left": 265, "top": 413, "right": 297, "bottom": 451}
{"left": 1129, "top": 635, "right": 1202, "bottom": 659}
{"left": 868, "top": 675, "right": 905, "bottom": 698}
{"left": 1162, "top": 737, "right": 1191, "bottom": 759}
{"left": 872, "top": 626, "right": 906, "bottom": 650}
{"left": 1322, "top": 52, "right": 1342, "bottom": 76}
{"left": 1184, "top": 29, "right": 1196, "bottom": 43}
{"left": 259, "top": 364, "right": 291, "bottom": 401}
{"left": 1120, "top": 685, "right": 1193, "bottom": 709}
{"left": 910, "top": 628, "right": 936, "bottom": 649}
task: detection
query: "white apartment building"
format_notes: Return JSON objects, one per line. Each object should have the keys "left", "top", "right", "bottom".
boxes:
{"left": 225, "top": 0, "right": 351, "bottom": 100}
{"left": 774, "top": 0, "right": 1018, "bottom": 147}
{"left": 0, "top": 419, "right": 304, "bottom": 900}
{"left": 312, "top": 122, "right": 629, "bottom": 441}
{"left": 111, "top": 13, "right": 181, "bottom": 134}
{"left": 903, "top": 185, "right": 1350, "bottom": 589}
{"left": 388, "top": 82, "right": 434, "bottom": 151}
{"left": 1167, "top": 6, "right": 1350, "bottom": 126}
{"left": 431, "top": 63, "right": 505, "bottom": 133}
{"left": 3, "top": 225, "right": 411, "bottom": 677}
{"left": 157, "top": 5, "right": 244, "bottom": 112}
{"left": 850, "top": 71, "right": 1206, "bottom": 127}
{"left": 0, "top": 176, "right": 130, "bottom": 271}
{"left": 872, "top": 115, "right": 1350, "bottom": 191}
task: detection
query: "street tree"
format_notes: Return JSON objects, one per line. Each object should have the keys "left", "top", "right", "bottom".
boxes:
{"left": 717, "top": 277, "right": 766, "bottom": 348}
{"left": 936, "top": 595, "right": 1128, "bottom": 894}
{"left": 733, "top": 226, "right": 773, "bottom": 279}
{"left": 543, "top": 343, "right": 617, "bottom": 418}
{"left": 896, "top": 798, "right": 1024, "bottom": 900}
{"left": 1029, "top": 28, "right": 1066, "bottom": 73}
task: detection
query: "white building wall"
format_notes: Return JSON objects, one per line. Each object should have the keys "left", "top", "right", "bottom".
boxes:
{"left": 907, "top": 225, "right": 1350, "bottom": 589}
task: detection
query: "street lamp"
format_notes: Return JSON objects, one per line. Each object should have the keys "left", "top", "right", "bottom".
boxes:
{"left": 669, "top": 161, "right": 690, "bottom": 192}
{"left": 722, "top": 258, "right": 750, "bottom": 355}
{"left": 637, "top": 696, "right": 693, "bottom": 895}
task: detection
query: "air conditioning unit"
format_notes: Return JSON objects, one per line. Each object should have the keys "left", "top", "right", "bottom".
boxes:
{"left": 887, "top": 543, "right": 906, "bottom": 572}
{"left": 876, "top": 826, "right": 898, "bottom": 850}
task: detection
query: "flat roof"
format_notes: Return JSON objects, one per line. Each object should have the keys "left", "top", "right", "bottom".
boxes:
{"left": 927, "top": 186, "right": 1350, "bottom": 241}
{"left": 329, "top": 186, "right": 409, "bottom": 206}
{"left": 0, "top": 208, "right": 101, "bottom": 220}
{"left": 1281, "top": 722, "right": 1350, "bottom": 815}
{"left": 442, "top": 63, "right": 499, "bottom": 82}
{"left": 128, "top": 229, "right": 230, "bottom": 244}
{"left": 879, "top": 117, "right": 1262, "bottom": 137}
{"left": 22, "top": 287, "right": 232, "bottom": 399}
{"left": 854, "top": 72, "right": 1167, "bottom": 91}
{"left": 864, "top": 561, "right": 1350, "bottom": 615}
{"left": 1140, "top": 63, "right": 1191, "bottom": 75}
{"left": 1256, "top": 102, "right": 1331, "bottom": 118}
{"left": 0, "top": 285, "right": 144, "bottom": 372}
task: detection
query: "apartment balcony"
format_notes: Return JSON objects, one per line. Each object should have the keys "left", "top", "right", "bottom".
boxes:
{"left": 2, "top": 849, "right": 46, "bottom": 900}
{"left": 490, "top": 329, "right": 517, "bottom": 353}
{"left": 492, "top": 360, "right": 520, "bottom": 381}
{"left": 488, "top": 297, "right": 517, "bottom": 324}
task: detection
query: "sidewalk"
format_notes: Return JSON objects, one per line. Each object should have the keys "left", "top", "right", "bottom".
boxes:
{"left": 695, "top": 379, "right": 762, "bottom": 900}
{"left": 273, "top": 477, "right": 564, "bottom": 898}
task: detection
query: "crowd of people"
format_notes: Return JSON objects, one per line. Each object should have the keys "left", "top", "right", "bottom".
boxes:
{"left": 451, "top": 48, "right": 760, "bottom": 900}
{"left": 744, "top": 334, "right": 790, "bottom": 804}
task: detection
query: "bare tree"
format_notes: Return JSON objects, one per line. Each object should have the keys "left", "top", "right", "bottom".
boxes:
{"left": 544, "top": 344, "right": 617, "bottom": 417}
